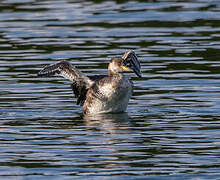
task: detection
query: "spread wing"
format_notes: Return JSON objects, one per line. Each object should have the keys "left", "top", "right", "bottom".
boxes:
{"left": 122, "top": 50, "right": 142, "bottom": 77}
{"left": 38, "top": 60, "right": 94, "bottom": 105}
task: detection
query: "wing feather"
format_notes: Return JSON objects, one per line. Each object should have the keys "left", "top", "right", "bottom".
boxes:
{"left": 38, "top": 60, "right": 94, "bottom": 105}
{"left": 122, "top": 50, "right": 142, "bottom": 77}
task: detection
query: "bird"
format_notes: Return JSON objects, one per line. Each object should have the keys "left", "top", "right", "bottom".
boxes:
{"left": 38, "top": 51, "right": 142, "bottom": 115}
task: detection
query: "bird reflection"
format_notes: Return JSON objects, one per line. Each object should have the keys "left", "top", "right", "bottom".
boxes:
{"left": 83, "top": 113, "right": 131, "bottom": 134}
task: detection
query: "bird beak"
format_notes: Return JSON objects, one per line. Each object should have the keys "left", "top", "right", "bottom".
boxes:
{"left": 121, "top": 65, "right": 131, "bottom": 71}
{"left": 122, "top": 51, "right": 142, "bottom": 77}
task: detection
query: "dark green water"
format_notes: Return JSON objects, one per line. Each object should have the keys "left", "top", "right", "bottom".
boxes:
{"left": 0, "top": 0, "right": 220, "bottom": 179}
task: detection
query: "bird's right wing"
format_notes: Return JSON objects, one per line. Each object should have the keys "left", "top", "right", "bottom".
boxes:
{"left": 38, "top": 60, "right": 94, "bottom": 105}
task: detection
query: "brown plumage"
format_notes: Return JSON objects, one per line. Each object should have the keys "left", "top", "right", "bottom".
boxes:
{"left": 38, "top": 51, "right": 141, "bottom": 114}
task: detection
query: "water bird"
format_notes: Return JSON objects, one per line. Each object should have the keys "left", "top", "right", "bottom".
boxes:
{"left": 38, "top": 51, "right": 142, "bottom": 114}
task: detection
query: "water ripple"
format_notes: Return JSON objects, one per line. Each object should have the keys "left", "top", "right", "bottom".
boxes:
{"left": 0, "top": 0, "right": 220, "bottom": 179}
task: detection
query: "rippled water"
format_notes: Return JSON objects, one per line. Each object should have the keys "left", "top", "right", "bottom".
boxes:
{"left": 0, "top": 0, "right": 220, "bottom": 179}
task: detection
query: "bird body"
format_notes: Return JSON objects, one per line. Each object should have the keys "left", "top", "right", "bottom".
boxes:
{"left": 83, "top": 74, "right": 132, "bottom": 114}
{"left": 38, "top": 51, "right": 141, "bottom": 115}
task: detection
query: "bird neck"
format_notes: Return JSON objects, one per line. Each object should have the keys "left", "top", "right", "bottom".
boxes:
{"left": 108, "top": 70, "right": 123, "bottom": 77}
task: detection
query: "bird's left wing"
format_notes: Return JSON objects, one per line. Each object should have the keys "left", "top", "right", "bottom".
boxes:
{"left": 122, "top": 50, "right": 142, "bottom": 77}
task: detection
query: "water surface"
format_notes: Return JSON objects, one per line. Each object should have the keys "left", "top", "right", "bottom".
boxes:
{"left": 0, "top": 0, "right": 220, "bottom": 179}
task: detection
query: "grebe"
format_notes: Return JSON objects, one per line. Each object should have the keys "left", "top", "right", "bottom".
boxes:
{"left": 38, "top": 51, "right": 141, "bottom": 114}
